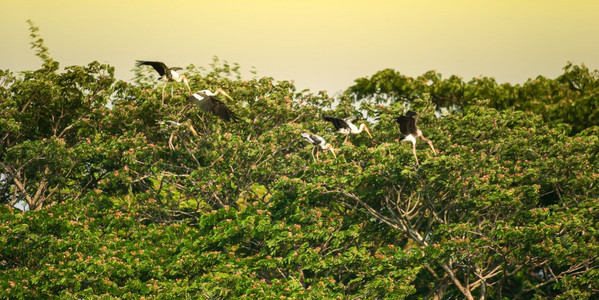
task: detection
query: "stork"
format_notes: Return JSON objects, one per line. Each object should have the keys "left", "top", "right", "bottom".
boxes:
{"left": 157, "top": 120, "right": 198, "bottom": 150}
{"left": 135, "top": 60, "right": 192, "bottom": 103}
{"left": 301, "top": 133, "right": 337, "bottom": 161}
{"left": 322, "top": 115, "right": 372, "bottom": 143}
{"left": 394, "top": 111, "right": 437, "bottom": 166}
{"left": 187, "top": 89, "right": 238, "bottom": 122}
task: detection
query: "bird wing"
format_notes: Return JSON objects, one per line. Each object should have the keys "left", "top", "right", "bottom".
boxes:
{"left": 188, "top": 94, "right": 238, "bottom": 122}
{"left": 135, "top": 61, "right": 168, "bottom": 77}
{"left": 301, "top": 133, "right": 315, "bottom": 144}
{"left": 406, "top": 111, "right": 418, "bottom": 118}
{"left": 322, "top": 116, "right": 350, "bottom": 130}
{"left": 309, "top": 134, "right": 325, "bottom": 145}
{"left": 406, "top": 111, "right": 419, "bottom": 128}
{"left": 395, "top": 115, "right": 418, "bottom": 135}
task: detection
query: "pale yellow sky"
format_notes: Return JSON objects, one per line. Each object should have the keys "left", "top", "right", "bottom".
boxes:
{"left": 2, "top": 0, "right": 599, "bottom": 93}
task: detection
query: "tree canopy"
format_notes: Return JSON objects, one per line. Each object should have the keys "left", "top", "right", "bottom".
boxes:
{"left": 346, "top": 65, "right": 599, "bottom": 134}
{"left": 1, "top": 22, "right": 598, "bottom": 299}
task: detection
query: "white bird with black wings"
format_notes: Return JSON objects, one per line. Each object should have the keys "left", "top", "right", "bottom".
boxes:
{"left": 187, "top": 89, "right": 239, "bottom": 122}
{"left": 322, "top": 115, "right": 372, "bottom": 143}
{"left": 301, "top": 133, "right": 337, "bottom": 161}
{"left": 135, "top": 60, "right": 192, "bottom": 102}
{"left": 394, "top": 111, "right": 437, "bottom": 166}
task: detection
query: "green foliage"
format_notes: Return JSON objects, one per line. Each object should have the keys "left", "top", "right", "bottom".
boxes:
{"left": 26, "top": 20, "right": 56, "bottom": 70}
{"left": 1, "top": 23, "right": 598, "bottom": 299}
{"left": 346, "top": 63, "right": 599, "bottom": 133}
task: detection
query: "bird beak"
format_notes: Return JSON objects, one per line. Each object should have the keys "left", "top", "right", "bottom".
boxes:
{"left": 365, "top": 124, "right": 372, "bottom": 139}
{"left": 183, "top": 76, "right": 192, "bottom": 93}
{"left": 188, "top": 124, "right": 198, "bottom": 136}
{"left": 329, "top": 146, "right": 337, "bottom": 159}
{"left": 217, "top": 88, "right": 235, "bottom": 102}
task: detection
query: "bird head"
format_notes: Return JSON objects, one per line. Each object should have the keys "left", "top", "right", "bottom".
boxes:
{"left": 216, "top": 88, "right": 235, "bottom": 102}
{"left": 187, "top": 124, "right": 198, "bottom": 137}
{"left": 197, "top": 89, "right": 235, "bottom": 102}
{"left": 325, "top": 144, "right": 337, "bottom": 159}
{"left": 361, "top": 123, "right": 373, "bottom": 138}
{"left": 197, "top": 90, "right": 215, "bottom": 97}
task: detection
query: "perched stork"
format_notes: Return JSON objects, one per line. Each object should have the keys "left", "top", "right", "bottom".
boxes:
{"left": 301, "top": 133, "right": 337, "bottom": 161}
{"left": 157, "top": 120, "right": 198, "bottom": 150}
{"left": 322, "top": 116, "right": 372, "bottom": 143}
{"left": 394, "top": 111, "right": 437, "bottom": 166}
{"left": 187, "top": 89, "right": 238, "bottom": 122}
{"left": 135, "top": 60, "right": 192, "bottom": 103}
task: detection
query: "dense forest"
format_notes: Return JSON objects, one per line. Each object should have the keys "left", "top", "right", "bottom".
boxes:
{"left": 1, "top": 23, "right": 598, "bottom": 299}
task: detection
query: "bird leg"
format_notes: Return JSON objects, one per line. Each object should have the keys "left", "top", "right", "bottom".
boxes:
{"left": 168, "top": 132, "right": 176, "bottom": 150}
{"left": 161, "top": 83, "right": 167, "bottom": 105}
{"left": 421, "top": 136, "right": 437, "bottom": 155}
{"left": 311, "top": 146, "right": 317, "bottom": 162}
{"left": 343, "top": 134, "right": 349, "bottom": 143}
{"left": 412, "top": 142, "right": 420, "bottom": 166}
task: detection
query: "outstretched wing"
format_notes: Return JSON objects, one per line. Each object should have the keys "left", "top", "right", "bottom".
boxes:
{"left": 406, "top": 110, "right": 419, "bottom": 128}
{"left": 188, "top": 94, "right": 239, "bottom": 122}
{"left": 135, "top": 60, "right": 168, "bottom": 77}
{"left": 395, "top": 115, "right": 417, "bottom": 135}
{"left": 322, "top": 116, "right": 350, "bottom": 130}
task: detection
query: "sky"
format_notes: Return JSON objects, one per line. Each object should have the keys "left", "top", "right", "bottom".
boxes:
{"left": 2, "top": 0, "right": 599, "bottom": 94}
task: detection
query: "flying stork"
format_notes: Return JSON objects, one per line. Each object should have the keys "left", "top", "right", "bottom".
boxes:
{"left": 135, "top": 60, "right": 192, "bottom": 103}
{"left": 394, "top": 111, "right": 437, "bottom": 166}
{"left": 187, "top": 89, "right": 239, "bottom": 122}
{"left": 301, "top": 133, "right": 337, "bottom": 161}
{"left": 322, "top": 115, "right": 372, "bottom": 143}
